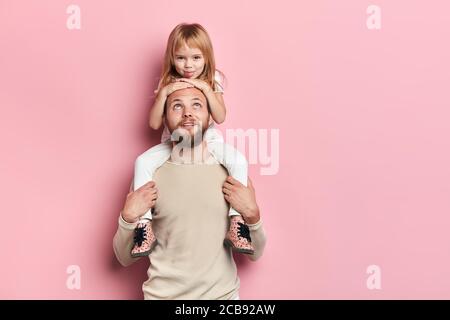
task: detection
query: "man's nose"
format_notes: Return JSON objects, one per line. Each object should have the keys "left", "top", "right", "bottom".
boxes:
{"left": 182, "top": 107, "right": 193, "bottom": 117}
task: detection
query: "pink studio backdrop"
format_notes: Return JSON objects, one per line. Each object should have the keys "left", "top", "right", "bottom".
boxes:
{"left": 1, "top": 0, "right": 450, "bottom": 299}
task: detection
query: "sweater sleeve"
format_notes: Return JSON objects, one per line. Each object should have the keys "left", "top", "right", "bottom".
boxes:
{"left": 247, "top": 219, "right": 267, "bottom": 261}
{"left": 112, "top": 212, "right": 142, "bottom": 267}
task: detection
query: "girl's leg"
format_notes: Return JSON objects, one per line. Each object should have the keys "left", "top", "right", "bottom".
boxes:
{"left": 131, "top": 141, "right": 171, "bottom": 258}
{"left": 206, "top": 127, "right": 254, "bottom": 255}
{"left": 207, "top": 140, "right": 248, "bottom": 217}
{"left": 207, "top": 141, "right": 255, "bottom": 255}
{"left": 133, "top": 141, "right": 172, "bottom": 221}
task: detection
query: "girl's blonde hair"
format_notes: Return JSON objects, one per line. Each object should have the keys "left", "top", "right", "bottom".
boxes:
{"left": 158, "top": 23, "right": 223, "bottom": 90}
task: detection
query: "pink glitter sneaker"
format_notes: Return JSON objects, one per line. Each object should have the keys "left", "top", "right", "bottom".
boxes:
{"left": 131, "top": 220, "right": 157, "bottom": 258}
{"left": 224, "top": 215, "right": 254, "bottom": 255}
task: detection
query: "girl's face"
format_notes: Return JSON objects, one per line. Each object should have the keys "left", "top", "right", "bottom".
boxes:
{"left": 173, "top": 43, "right": 205, "bottom": 79}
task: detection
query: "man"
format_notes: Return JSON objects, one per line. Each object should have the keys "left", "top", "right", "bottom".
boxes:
{"left": 113, "top": 87, "right": 267, "bottom": 300}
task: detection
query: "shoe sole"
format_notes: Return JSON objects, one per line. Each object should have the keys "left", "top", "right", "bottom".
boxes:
{"left": 223, "top": 239, "right": 255, "bottom": 255}
{"left": 131, "top": 239, "right": 158, "bottom": 258}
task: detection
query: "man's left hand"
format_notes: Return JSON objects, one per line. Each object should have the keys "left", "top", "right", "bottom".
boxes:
{"left": 222, "top": 176, "right": 260, "bottom": 224}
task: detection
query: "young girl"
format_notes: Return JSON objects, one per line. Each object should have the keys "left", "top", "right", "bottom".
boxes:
{"left": 130, "top": 23, "right": 254, "bottom": 258}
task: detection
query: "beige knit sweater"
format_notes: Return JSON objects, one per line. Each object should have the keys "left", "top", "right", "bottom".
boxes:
{"left": 113, "top": 161, "right": 267, "bottom": 300}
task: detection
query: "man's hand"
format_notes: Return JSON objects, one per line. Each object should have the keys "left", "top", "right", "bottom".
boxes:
{"left": 222, "top": 176, "right": 260, "bottom": 224}
{"left": 122, "top": 181, "right": 158, "bottom": 223}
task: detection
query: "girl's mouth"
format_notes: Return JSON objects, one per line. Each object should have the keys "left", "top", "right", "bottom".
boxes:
{"left": 184, "top": 71, "right": 194, "bottom": 78}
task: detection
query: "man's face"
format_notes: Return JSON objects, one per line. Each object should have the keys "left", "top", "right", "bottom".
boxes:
{"left": 165, "top": 87, "right": 210, "bottom": 144}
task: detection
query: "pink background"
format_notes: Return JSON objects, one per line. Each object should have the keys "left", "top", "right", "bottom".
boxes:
{"left": 1, "top": 0, "right": 450, "bottom": 299}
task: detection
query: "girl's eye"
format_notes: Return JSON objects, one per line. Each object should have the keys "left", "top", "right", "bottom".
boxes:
{"left": 194, "top": 56, "right": 202, "bottom": 60}
{"left": 176, "top": 57, "right": 185, "bottom": 60}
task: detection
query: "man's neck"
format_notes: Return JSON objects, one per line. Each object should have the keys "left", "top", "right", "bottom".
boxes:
{"left": 169, "top": 140, "right": 215, "bottom": 164}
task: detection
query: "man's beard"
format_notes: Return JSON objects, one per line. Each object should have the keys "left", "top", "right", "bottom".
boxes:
{"left": 169, "top": 124, "right": 207, "bottom": 164}
{"left": 171, "top": 125, "right": 204, "bottom": 148}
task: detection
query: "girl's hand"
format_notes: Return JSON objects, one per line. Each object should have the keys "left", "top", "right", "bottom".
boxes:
{"left": 162, "top": 81, "right": 194, "bottom": 97}
{"left": 176, "top": 78, "right": 212, "bottom": 93}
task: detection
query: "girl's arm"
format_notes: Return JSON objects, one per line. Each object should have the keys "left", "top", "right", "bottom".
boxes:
{"left": 203, "top": 89, "right": 226, "bottom": 124}
{"left": 148, "top": 89, "right": 168, "bottom": 130}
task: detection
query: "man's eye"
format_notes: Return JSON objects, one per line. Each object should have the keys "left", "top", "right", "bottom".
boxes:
{"left": 173, "top": 104, "right": 182, "bottom": 109}
{"left": 193, "top": 103, "right": 201, "bottom": 108}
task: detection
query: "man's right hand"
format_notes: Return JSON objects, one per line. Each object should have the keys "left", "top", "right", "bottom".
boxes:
{"left": 122, "top": 181, "right": 158, "bottom": 223}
